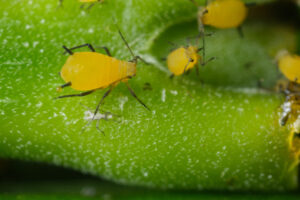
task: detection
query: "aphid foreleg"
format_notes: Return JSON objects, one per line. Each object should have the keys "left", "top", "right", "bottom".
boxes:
{"left": 125, "top": 82, "right": 150, "bottom": 111}
{"left": 183, "top": 58, "right": 193, "bottom": 75}
{"left": 201, "top": 56, "right": 215, "bottom": 66}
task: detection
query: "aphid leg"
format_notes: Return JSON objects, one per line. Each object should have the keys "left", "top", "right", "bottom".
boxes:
{"left": 95, "top": 119, "right": 105, "bottom": 136}
{"left": 125, "top": 82, "right": 150, "bottom": 111}
{"left": 87, "top": 3, "right": 96, "bottom": 10}
{"left": 62, "top": 45, "right": 73, "bottom": 55}
{"left": 55, "top": 90, "right": 95, "bottom": 99}
{"left": 195, "top": 64, "right": 200, "bottom": 76}
{"left": 197, "top": 47, "right": 203, "bottom": 52}
{"left": 237, "top": 26, "right": 244, "bottom": 38}
{"left": 167, "top": 41, "right": 178, "bottom": 48}
{"left": 67, "top": 43, "right": 96, "bottom": 52}
{"left": 57, "top": 81, "right": 72, "bottom": 92}
{"left": 95, "top": 46, "right": 112, "bottom": 56}
{"left": 92, "top": 86, "right": 114, "bottom": 120}
{"left": 198, "top": 23, "right": 206, "bottom": 66}
{"left": 130, "top": 56, "right": 149, "bottom": 65}
{"left": 81, "top": 120, "right": 93, "bottom": 134}
{"left": 86, "top": 0, "right": 104, "bottom": 10}
{"left": 135, "top": 56, "right": 149, "bottom": 65}
{"left": 201, "top": 56, "right": 215, "bottom": 66}
{"left": 183, "top": 58, "right": 193, "bottom": 75}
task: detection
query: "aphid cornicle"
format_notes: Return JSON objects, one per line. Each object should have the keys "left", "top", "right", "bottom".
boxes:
{"left": 56, "top": 28, "right": 150, "bottom": 122}
{"left": 189, "top": 0, "right": 250, "bottom": 63}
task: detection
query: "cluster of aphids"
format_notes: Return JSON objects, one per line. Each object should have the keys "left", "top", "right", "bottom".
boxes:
{"left": 277, "top": 50, "right": 300, "bottom": 138}
{"left": 56, "top": 0, "right": 300, "bottom": 134}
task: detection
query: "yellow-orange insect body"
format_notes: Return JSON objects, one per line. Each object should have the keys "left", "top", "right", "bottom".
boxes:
{"left": 61, "top": 52, "right": 136, "bottom": 91}
{"left": 278, "top": 52, "right": 300, "bottom": 84}
{"left": 202, "top": 0, "right": 248, "bottom": 29}
{"left": 167, "top": 46, "right": 200, "bottom": 76}
{"left": 56, "top": 29, "right": 149, "bottom": 134}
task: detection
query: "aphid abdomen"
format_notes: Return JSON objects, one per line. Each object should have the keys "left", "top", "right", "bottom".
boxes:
{"left": 279, "top": 55, "right": 300, "bottom": 84}
{"left": 202, "top": 0, "right": 247, "bottom": 29}
{"left": 61, "top": 52, "right": 124, "bottom": 91}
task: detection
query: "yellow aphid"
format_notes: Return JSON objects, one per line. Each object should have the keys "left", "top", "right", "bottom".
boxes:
{"left": 202, "top": 0, "right": 248, "bottom": 29}
{"left": 189, "top": 0, "right": 250, "bottom": 63}
{"left": 278, "top": 51, "right": 300, "bottom": 84}
{"left": 167, "top": 46, "right": 200, "bottom": 76}
{"left": 61, "top": 52, "right": 136, "bottom": 91}
{"left": 56, "top": 29, "right": 149, "bottom": 125}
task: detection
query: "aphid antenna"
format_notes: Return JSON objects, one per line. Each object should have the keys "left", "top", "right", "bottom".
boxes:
{"left": 114, "top": 23, "right": 136, "bottom": 59}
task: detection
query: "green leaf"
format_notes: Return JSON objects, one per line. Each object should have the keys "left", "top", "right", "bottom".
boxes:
{"left": 0, "top": 0, "right": 298, "bottom": 191}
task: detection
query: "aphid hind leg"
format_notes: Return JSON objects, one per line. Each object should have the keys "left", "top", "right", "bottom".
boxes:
{"left": 55, "top": 90, "right": 95, "bottom": 99}
{"left": 125, "top": 82, "right": 150, "bottom": 111}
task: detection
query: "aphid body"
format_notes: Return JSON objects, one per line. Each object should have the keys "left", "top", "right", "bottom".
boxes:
{"left": 167, "top": 46, "right": 200, "bottom": 76}
{"left": 56, "top": 28, "right": 149, "bottom": 127}
{"left": 278, "top": 51, "right": 300, "bottom": 84}
{"left": 201, "top": 0, "right": 248, "bottom": 29}
{"left": 61, "top": 52, "right": 136, "bottom": 91}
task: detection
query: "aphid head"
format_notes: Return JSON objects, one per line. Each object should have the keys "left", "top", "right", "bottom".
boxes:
{"left": 186, "top": 46, "right": 200, "bottom": 64}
